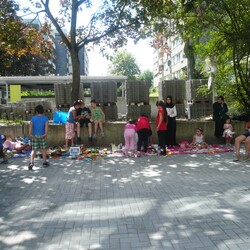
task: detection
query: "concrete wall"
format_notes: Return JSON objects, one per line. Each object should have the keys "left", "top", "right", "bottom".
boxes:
{"left": 0, "top": 120, "right": 246, "bottom": 147}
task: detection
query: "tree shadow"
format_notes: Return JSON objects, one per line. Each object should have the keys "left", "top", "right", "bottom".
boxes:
{"left": 0, "top": 152, "right": 250, "bottom": 249}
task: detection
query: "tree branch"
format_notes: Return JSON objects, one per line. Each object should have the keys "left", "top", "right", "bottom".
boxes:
{"left": 41, "top": 0, "right": 71, "bottom": 50}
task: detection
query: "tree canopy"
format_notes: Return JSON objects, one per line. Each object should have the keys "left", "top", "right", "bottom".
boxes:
{"left": 138, "top": 0, "right": 250, "bottom": 112}
{"left": 22, "top": 0, "right": 160, "bottom": 101}
{"left": 138, "top": 69, "right": 153, "bottom": 89}
{"left": 108, "top": 49, "right": 140, "bottom": 80}
{"left": 0, "top": 0, "right": 54, "bottom": 76}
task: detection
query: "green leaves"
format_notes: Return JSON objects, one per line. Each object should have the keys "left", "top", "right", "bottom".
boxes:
{"left": 0, "top": 0, "right": 54, "bottom": 75}
{"left": 109, "top": 49, "right": 141, "bottom": 80}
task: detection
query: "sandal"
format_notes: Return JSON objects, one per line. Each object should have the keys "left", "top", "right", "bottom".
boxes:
{"left": 233, "top": 154, "right": 240, "bottom": 161}
{"left": 243, "top": 155, "right": 249, "bottom": 161}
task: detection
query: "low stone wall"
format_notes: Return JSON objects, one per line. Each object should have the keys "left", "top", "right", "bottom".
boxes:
{"left": 0, "top": 120, "right": 246, "bottom": 147}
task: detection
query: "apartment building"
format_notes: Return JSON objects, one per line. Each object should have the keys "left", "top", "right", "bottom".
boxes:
{"left": 153, "top": 35, "right": 188, "bottom": 87}
{"left": 54, "top": 32, "right": 89, "bottom": 76}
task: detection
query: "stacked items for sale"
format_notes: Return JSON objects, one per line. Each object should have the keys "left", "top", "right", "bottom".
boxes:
{"left": 159, "top": 80, "right": 186, "bottom": 119}
{"left": 159, "top": 80, "right": 186, "bottom": 103}
{"left": 102, "top": 103, "right": 118, "bottom": 121}
{"left": 185, "top": 80, "right": 213, "bottom": 119}
{"left": 20, "top": 100, "right": 53, "bottom": 120}
{"left": 90, "top": 82, "right": 118, "bottom": 121}
{"left": 126, "top": 80, "right": 151, "bottom": 119}
{"left": 91, "top": 82, "right": 117, "bottom": 103}
{"left": 175, "top": 104, "right": 186, "bottom": 118}
{"left": 54, "top": 82, "right": 73, "bottom": 111}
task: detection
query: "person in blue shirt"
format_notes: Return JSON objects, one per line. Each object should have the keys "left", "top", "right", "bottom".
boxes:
{"left": 28, "top": 105, "right": 49, "bottom": 170}
{"left": 0, "top": 133, "right": 8, "bottom": 164}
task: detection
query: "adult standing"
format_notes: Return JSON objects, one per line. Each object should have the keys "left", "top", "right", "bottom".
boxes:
{"left": 165, "top": 96, "right": 177, "bottom": 147}
{"left": 156, "top": 100, "right": 168, "bottom": 155}
{"left": 213, "top": 96, "right": 228, "bottom": 137}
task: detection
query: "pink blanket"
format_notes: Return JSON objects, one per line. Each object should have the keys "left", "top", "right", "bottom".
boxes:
{"left": 166, "top": 144, "right": 233, "bottom": 155}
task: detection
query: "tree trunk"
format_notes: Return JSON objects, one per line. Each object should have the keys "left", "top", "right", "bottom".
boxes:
{"left": 70, "top": 47, "right": 81, "bottom": 103}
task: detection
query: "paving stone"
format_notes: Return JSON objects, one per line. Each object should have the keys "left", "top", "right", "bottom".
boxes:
{"left": 0, "top": 152, "right": 250, "bottom": 249}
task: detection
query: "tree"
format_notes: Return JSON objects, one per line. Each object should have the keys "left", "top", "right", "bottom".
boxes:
{"left": 138, "top": 69, "right": 153, "bottom": 89}
{"left": 137, "top": 0, "right": 250, "bottom": 112}
{"left": 0, "top": 0, "right": 54, "bottom": 76}
{"left": 109, "top": 49, "right": 140, "bottom": 80}
{"left": 23, "top": 0, "right": 157, "bottom": 102}
{"left": 180, "top": 0, "right": 250, "bottom": 112}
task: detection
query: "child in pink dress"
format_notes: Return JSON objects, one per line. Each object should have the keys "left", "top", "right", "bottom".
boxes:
{"left": 124, "top": 120, "right": 137, "bottom": 157}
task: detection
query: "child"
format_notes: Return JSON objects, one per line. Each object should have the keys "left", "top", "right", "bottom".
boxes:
{"left": 65, "top": 100, "right": 80, "bottom": 146}
{"left": 3, "top": 135, "right": 30, "bottom": 153}
{"left": 28, "top": 105, "right": 49, "bottom": 170}
{"left": 136, "top": 114, "right": 151, "bottom": 157}
{"left": 189, "top": 127, "right": 208, "bottom": 149}
{"left": 0, "top": 133, "right": 8, "bottom": 164}
{"left": 124, "top": 119, "right": 137, "bottom": 157}
{"left": 223, "top": 118, "right": 235, "bottom": 146}
{"left": 90, "top": 99, "right": 105, "bottom": 138}
{"left": 76, "top": 100, "right": 93, "bottom": 143}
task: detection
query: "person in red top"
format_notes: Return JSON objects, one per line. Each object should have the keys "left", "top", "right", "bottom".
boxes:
{"left": 156, "top": 100, "right": 168, "bottom": 155}
{"left": 136, "top": 114, "right": 151, "bottom": 157}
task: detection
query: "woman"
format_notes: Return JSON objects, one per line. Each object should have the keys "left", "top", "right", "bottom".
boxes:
{"left": 213, "top": 96, "right": 228, "bottom": 137}
{"left": 156, "top": 100, "right": 168, "bottom": 155}
{"left": 165, "top": 96, "right": 177, "bottom": 147}
{"left": 233, "top": 118, "right": 250, "bottom": 161}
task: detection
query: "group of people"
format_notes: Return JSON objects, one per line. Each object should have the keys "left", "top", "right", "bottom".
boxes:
{"left": 123, "top": 96, "right": 178, "bottom": 157}
{"left": 65, "top": 99, "right": 105, "bottom": 147}
{"left": 213, "top": 95, "right": 250, "bottom": 161}
{"left": 0, "top": 95, "right": 249, "bottom": 168}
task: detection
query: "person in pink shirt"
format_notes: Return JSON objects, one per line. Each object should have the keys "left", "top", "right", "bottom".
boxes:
{"left": 136, "top": 114, "right": 151, "bottom": 157}
{"left": 124, "top": 119, "right": 137, "bottom": 157}
{"left": 2, "top": 135, "right": 30, "bottom": 153}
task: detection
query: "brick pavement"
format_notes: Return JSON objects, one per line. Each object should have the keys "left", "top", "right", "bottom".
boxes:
{"left": 0, "top": 151, "right": 250, "bottom": 250}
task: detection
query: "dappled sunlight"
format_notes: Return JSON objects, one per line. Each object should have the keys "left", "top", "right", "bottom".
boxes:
{"left": 161, "top": 197, "right": 219, "bottom": 217}
{"left": 46, "top": 199, "right": 156, "bottom": 220}
{"left": 0, "top": 230, "right": 36, "bottom": 245}
{"left": 1, "top": 154, "right": 250, "bottom": 249}
{"left": 183, "top": 162, "right": 201, "bottom": 168}
{"left": 224, "top": 186, "right": 250, "bottom": 209}
{"left": 168, "top": 164, "right": 177, "bottom": 168}
{"left": 20, "top": 175, "right": 47, "bottom": 184}
{"left": 9, "top": 199, "right": 57, "bottom": 218}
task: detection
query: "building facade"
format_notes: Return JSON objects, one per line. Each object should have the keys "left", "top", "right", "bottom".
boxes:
{"left": 153, "top": 35, "right": 188, "bottom": 87}
{"left": 54, "top": 32, "right": 89, "bottom": 76}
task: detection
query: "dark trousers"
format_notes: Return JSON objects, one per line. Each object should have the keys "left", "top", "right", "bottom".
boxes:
{"left": 157, "top": 130, "right": 167, "bottom": 154}
{"left": 137, "top": 128, "right": 150, "bottom": 152}
{"left": 166, "top": 117, "right": 176, "bottom": 146}
{"left": 214, "top": 118, "right": 224, "bottom": 137}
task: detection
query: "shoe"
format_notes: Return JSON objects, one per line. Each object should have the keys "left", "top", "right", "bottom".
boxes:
{"left": 243, "top": 155, "right": 249, "bottom": 161}
{"left": 93, "top": 134, "right": 96, "bottom": 139}
{"left": 143, "top": 152, "right": 148, "bottom": 156}
{"left": 88, "top": 137, "right": 93, "bottom": 143}
{"left": 137, "top": 151, "right": 141, "bottom": 157}
{"left": 101, "top": 132, "right": 105, "bottom": 137}
{"left": 2, "top": 160, "right": 8, "bottom": 164}
{"left": 28, "top": 162, "right": 34, "bottom": 170}
{"left": 233, "top": 154, "right": 239, "bottom": 161}
{"left": 43, "top": 161, "right": 50, "bottom": 168}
